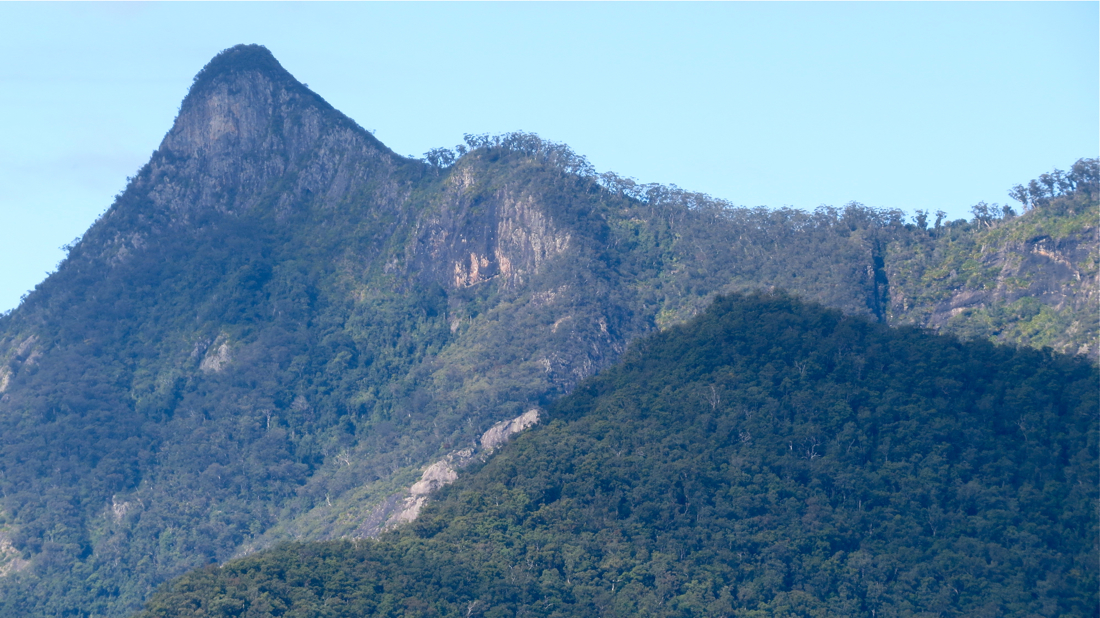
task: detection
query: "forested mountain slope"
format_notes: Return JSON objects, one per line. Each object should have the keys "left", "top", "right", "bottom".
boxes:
{"left": 886, "top": 170, "right": 1098, "bottom": 357}
{"left": 0, "top": 44, "right": 1094, "bottom": 616}
{"left": 137, "top": 293, "right": 1099, "bottom": 617}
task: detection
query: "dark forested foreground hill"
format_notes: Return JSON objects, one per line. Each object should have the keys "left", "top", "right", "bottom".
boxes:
{"left": 0, "top": 44, "right": 1095, "bottom": 616}
{"left": 137, "top": 293, "right": 1099, "bottom": 617}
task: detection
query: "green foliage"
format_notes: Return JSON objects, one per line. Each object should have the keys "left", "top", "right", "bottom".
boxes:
{"left": 1008, "top": 158, "right": 1098, "bottom": 212}
{"left": 886, "top": 179, "right": 1098, "bottom": 356}
{"left": 0, "top": 46, "right": 1092, "bottom": 616}
{"left": 136, "top": 293, "right": 1099, "bottom": 617}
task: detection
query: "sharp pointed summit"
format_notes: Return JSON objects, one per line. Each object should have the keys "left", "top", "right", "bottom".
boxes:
{"left": 165, "top": 44, "right": 336, "bottom": 159}
{"left": 133, "top": 45, "right": 396, "bottom": 219}
{"left": 174, "top": 45, "right": 343, "bottom": 127}
{"left": 188, "top": 44, "right": 296, "bottom": 91}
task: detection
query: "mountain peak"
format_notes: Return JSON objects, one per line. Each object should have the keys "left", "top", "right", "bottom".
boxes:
{"left": 161, "top": 44, "right": 346, "bottom": 165}
{"left": 136, "top": 44, "right": 394, "bottom": 220}
{"left": 189, "top": 44, "right": 294, "bottom": 92}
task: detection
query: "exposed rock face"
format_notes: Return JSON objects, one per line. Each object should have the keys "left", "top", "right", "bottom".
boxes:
{"left": 14, "top": 335, "right": 36, "bottom": 358}
{"left": 923, "top": 236, "right": 1092, "bottom": 327}
{"left": 415, "top": 173, "right": 572, "bottom": 290}
{"left": 0, "top": 532, "right": 27, "bottom": 578}
{"left": 480, "top": 408, "right": 540, "bottom": 452}
{"left": 387, "top": 457, "right": 464, "bottom": 526}
{"left": 198, "top": 335, "right": 232, "bottom": 373}
{"left": 101, "top": 44, "right": 405, "bottom": 257}
{"left": 110, "top": 495, "right": 133, "bottom": 523}
{"left": 0, "top": 335, "right": 38, "bottom": 397}
{"left": 886, "top": 205, "right": 1098, "bottom": 357}
{"left": 383, "top": 409, "right": 540, "bottom": 529}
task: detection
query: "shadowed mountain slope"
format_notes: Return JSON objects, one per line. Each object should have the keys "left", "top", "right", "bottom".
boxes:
{"left": 136, "top": 293, "right": 1099, "bottom": 617}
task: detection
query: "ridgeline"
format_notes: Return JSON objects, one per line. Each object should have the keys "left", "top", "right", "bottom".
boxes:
{"left": 0, "top": 45, "right": 1094, "bottom": 616}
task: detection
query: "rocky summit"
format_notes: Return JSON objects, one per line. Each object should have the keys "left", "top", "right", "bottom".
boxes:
{"left": 0, "top": 45, "right": 1095, "bottom": 616}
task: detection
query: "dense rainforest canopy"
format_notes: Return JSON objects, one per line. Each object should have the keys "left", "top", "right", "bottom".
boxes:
{"left": 137, "top": 293, "right": 1099, "bottom": 617}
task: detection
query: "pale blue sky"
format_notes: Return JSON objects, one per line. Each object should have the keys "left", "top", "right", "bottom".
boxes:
{"left": 1, "top": 2, "right": 1097, "bottom": 313}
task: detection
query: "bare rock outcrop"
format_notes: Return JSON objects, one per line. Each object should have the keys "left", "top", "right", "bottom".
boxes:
{"left": 199, "top": 336, "right": 232, "bottom": 373}
{"left": 414, "top": 174, "right": 571, "bottom": 291}
{"left": 0, "top": 531, "right": 28, "bottom": 578}
{"left": 380, "top": 409, "right": 541, "bottom": 530}
{"left": 479, "top": 408, "right": 540, "bottom": 452}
